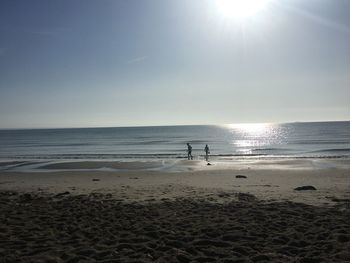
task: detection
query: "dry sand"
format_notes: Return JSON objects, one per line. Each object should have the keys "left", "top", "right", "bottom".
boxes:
{"left": 0, "top": 159, "right": 350, "bottom": 262}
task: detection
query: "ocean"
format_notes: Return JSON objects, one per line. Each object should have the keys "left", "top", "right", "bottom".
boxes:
{"left": 0, "top": 121, "right": 349, "bottom": 162}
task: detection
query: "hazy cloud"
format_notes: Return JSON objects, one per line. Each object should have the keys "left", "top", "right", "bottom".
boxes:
{"left": 283, "top": 3, "right": 350, "bottom": 34}
{"left": 126, "top": 56, "right": 148, "bottom": 64}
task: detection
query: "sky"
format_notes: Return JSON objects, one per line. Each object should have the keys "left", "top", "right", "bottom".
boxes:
{"left": 0, "top": 0, "right": 349, "bottom": 128}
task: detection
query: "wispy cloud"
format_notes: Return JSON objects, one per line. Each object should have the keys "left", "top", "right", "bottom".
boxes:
{"left": 30, "top": 27, "right": 71, "bottom": 37}
{"left": 126, "top": 56, "right": 148, "bottom": 64}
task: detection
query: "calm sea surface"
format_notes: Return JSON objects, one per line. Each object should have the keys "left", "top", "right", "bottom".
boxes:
{"left": 0, "top": 122, "right": 349, "bottom": 161}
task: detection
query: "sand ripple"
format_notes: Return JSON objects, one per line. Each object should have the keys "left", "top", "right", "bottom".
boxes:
{"left": 0, "top": 192, "right": 349, "bottom": 262}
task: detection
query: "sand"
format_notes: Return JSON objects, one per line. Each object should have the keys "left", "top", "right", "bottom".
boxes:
{"left": 0, "top": 159, "right": 350, "bottom": 262}
{"left": 1, "top": 159, "right": 350, "bottom": 205}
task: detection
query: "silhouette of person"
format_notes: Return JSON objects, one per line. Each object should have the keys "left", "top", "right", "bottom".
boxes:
{"left": 204, "top": 144, "right": 210, "bottom": 162}
{"left": 187, "top": 143, "right": 193, "bottom": 160}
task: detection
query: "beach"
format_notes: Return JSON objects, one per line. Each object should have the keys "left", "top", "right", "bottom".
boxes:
{"left": 1, "top": 159, "right": 350, "bottom": 262}
{"left": 2, "top": 0, "right": 350, "bottom": 259}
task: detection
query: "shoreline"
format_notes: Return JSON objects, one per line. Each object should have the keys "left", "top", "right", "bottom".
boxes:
{"left": 1, "top": 156, "right": 350, "bottom": 172}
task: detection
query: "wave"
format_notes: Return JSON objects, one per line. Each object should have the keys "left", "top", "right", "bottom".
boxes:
{"left": 307, "top": 148, "right": 350, "bottom": 154}
{"left": 288, "top": 140, "right": 350, "bottom": 145}
{"left": 251, "top": 148, "right": 293, "bottom": 152}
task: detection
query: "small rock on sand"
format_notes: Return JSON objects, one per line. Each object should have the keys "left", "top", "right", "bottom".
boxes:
{"left": 294, "top": 186, "right": 317, "bottom": 191}
{"left": 236, "top": 175, "right": 247, "bottom": 179}
{"left": 92, "top": 179, "right": 100, "bottom": 181}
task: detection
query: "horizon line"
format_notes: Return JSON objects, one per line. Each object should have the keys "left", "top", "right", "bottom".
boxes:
{"left": 0, "top": 119, "right": 349, "bottom": 131}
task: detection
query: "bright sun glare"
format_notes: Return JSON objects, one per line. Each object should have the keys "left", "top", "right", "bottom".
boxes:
{"left": 217, "top": 0, "right": 272, "bottom": 19}
{"left": 227, "top": 123, "right": 271, "bottom": 135}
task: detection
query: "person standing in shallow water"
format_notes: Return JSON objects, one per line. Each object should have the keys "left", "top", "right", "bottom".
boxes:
{"left": 187, "top": 143, "right": 193, "bottom": 160}
{"left": 204, "top": 144, "right": 210, "bottom": 162}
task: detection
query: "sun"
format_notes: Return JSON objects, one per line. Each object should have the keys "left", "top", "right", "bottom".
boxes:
{"left": 217, "top": 0, "right": 272, "bottom": 19}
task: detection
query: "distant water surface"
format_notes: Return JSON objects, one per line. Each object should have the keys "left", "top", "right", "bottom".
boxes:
{"left": 0, "top": 122, "right": 349, "bottom": 161}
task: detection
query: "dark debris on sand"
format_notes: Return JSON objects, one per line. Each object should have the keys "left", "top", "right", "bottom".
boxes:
{"left": 0, "top": 191, "right": 349, "bottom": 262}
{"left": 294, "top": 186, "right": 317, "bottom": 191}
{"left": 235, "top": 175, "right": 247, "bottom": 179}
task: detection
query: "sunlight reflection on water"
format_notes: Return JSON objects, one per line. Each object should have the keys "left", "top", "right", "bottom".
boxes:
{"left": 224, "top": 123, "right": 288, "bottom": 153}
{"left": 228, "top": 123, "right": 272, "bottom": 136}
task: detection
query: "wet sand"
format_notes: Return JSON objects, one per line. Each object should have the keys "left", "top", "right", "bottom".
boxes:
{"left": 1, "top": 161, "right": 350, "bottom": 205}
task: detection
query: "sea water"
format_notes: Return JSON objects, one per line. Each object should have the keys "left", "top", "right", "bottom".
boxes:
{"left": 0, "top": 121, "right": 349, "bottom": 161}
